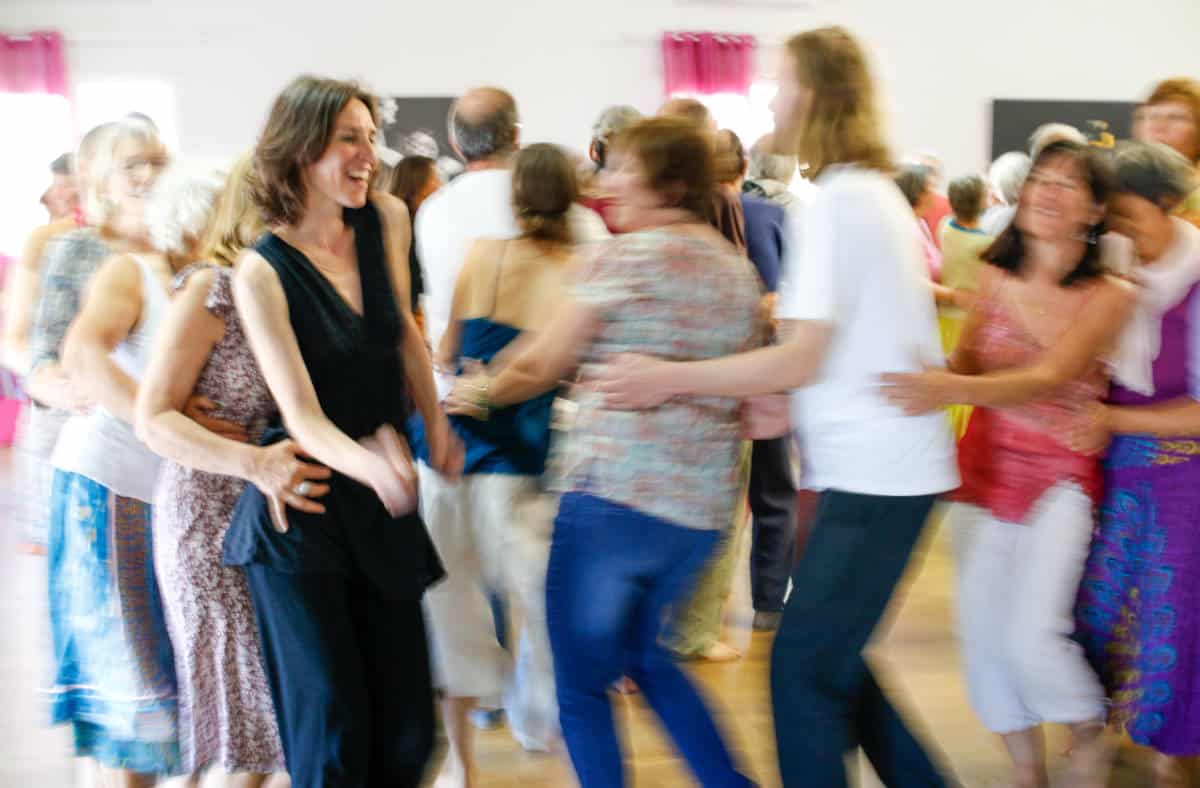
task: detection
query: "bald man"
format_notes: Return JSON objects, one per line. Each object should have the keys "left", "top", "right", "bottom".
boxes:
{"left": 417, "top": 87, "right": 607, "bottom": 377}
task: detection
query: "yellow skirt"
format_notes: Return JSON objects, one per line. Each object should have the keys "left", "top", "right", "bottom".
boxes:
{"left": 939, "top": 314, "right": 972, "bottom": 439}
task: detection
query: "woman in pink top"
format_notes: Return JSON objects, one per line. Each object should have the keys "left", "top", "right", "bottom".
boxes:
{"left": 883, "top": 140, "right": 1137, "bottom": 787}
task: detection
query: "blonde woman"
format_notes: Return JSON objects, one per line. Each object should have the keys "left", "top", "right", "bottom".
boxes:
{"left": 47, "top": 161, "right": 216, "bottom": 785}
{"left": 593, "top": 28, "right": 959, "bottom": 786}
{"left": 135, "top": 154, "right": 313, "bottom": 786}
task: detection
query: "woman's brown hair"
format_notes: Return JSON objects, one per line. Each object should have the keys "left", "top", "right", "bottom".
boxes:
{"left": 201, "top": 151, "right": 263, "bottom": 266}
{"left": 512, "top": 143, "right": 578, "bottom": 245}
{"left": 783, "top": 26, "right": 891, "bottom": 177}
{"left": 610, "top": 116, "right": 715, "bottom": 222}
{"left": 251, "top": 75, "right": 378, "bottom": 226}
{"left": 387, "top": 156, "right": 437, "bottom": 210}
{"left": 1142, "top": 77, "right": 1200, "bottom": 163}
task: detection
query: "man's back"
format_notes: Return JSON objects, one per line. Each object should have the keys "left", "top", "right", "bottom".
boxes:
{"left": 416, "top": 169, "right": 519, "bottom": 357}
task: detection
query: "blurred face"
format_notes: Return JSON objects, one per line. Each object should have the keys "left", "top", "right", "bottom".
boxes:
{"left": 1135, "top": 101, "right": 1199, "bottom": 162}
{"left": 771, "top": 53, "right": 814, "bottom": 153}
{"left": 306, "top": 99, "right": 378, "bottom": 209}
{"left": 41, "top": 172, "right": 79, "bottom": 221}
{"left": 603, "top": 148, "right": 669, "bottom": 232}
{"left": 1015, "top": 153, "right": 1102, "bottom": 243}
{"left": 105, "top": 135, "right": 169, "bottom": 225}
{"left": 1109, "top": 192, "right": 1175, "bottom": 262}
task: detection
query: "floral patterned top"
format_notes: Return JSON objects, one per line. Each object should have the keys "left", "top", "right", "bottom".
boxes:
{"left": 552, "top": 229, "right": 761, "bottom": 531}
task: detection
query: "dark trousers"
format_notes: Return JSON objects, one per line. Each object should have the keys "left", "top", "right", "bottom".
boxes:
{"left": 748, "top": 437, "right": 797, "bottom": 612}
{"left": 546, "top": 493, "right": 754, "bottom": 788}
{"left": 245, "top": 566, "right": 436, "bottom": 788}
{"left": 771, "top": 490, "right": 953, "bottom": 788}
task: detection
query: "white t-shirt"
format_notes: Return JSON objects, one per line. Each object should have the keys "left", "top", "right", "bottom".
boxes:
{"left": 776, "top": 165, "right": 959, "bottom": 496}
{"left": 415, "top": 167, "right": 609, "bottom": 397}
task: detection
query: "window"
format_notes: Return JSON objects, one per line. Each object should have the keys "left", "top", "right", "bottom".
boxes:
{"left": 670, "top": 80, "right": 778, "bottom": 153}
{"left": 0, "top": 93, "right": 72, "bottom": 257}
{"left": 0, "top": 80, "right": 178, "bottom": 259}
{"left": 670, "top": 81, "right": 813, "bottom": 193}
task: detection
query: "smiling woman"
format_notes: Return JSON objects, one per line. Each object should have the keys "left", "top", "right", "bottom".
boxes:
{"left": 221, "top": 75, "right": 459, "bottom": 788}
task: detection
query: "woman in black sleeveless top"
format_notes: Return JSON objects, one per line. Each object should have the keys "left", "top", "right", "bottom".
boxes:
{"left": 223, "top": 76, "right": 461, "bottom": 788}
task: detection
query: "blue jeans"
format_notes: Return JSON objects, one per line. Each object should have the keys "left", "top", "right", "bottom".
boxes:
{"left": 546, "top": 493, "right": 755, "bottom": 788}
{"left": 771, "top": 490, "right": 954, "bottom": 788}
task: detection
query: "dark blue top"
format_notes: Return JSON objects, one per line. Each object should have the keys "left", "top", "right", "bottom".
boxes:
{"left": 223, "top": 201, "right": 444, "bottom": 601}
{"left": 740, "top": 194, "right": 786, "bottom": 293}
{"left": 411, "top": 317, "right": 556, "bottom": 476}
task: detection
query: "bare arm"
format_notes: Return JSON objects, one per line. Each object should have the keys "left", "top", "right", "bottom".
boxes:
{"left": 3, "top": 220, "right": 69, "bottom": 372}
{"left": 591, "top": 319, "right": 832, "bottom": 410}
{"left": 233, "top": 252, "right": 389, "bottom": 488}
{"left": 462, "top": 297, "right": 600, "bottom": 409}
{"left": 60, "top": 255, "right": 143, "bottom": 423}
{"left": 1108, "top": 398, "right": 1200, "bottom": 437}
{"left": 137, "top": 268, "right": 331, "bottom": 528}
{"left": 945, "top": 277, "right": 1135, "bottom": 406}
{"left": 883, "top": 275, "right": 1138, "bottom": 412}
{"left": 486, "top": 298, "right": 599, "bottom": 406}
{"left": 135, "top": 269, "right": 261, "bottom": 477}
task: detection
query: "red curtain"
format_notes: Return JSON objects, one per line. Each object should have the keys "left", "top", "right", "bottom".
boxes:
{"left": 662, "top": 32, "right": 756, "bottom": 96}
{"left": 1, "top": 31, "right": 68, "bottom": 95}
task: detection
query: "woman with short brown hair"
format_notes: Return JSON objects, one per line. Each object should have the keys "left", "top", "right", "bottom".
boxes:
{"left": 447, "top": 115, "right": 760, "bottom": 787}
{"left": 221, "top": 75, "right": 459, "bottom": 787}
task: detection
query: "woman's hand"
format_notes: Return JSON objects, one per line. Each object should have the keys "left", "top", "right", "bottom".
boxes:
{"left": 444, "top": 360, "right": 491, "bottom": 421}
{"left": 26, "top": 364, "right": 92, "bottom": 415}
{"left": 361, "top": 424, "right": 419, "bottom": 518}
{"left": 879, "top": 367, "right": 959, "bottom": 415}
{"left": 1066, "top": 401, "right": 1112, "bottom": 456}
{"left": 425, "top": 412, "right": 464, "bottom": 480}
{"left": 590, "top": 353, "right": 676, "bottom": 410}
{"left": 740, "top": 395, "right": 792, "bottom": 440}
{"left": 183, "top": 395, "right": 251, "bottom": 443}
{"left": 248, "top": 439, "right": 333, "bottom": 533}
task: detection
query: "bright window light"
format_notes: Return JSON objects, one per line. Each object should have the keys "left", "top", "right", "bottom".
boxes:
{"left": 0, "top": 93, "right": 72, "bottom": 257}
{"left": 671, "top": 80, "right": 778, "bottom": 153}
{"left": 672, "top": 81, "right": 815, "bottom": 194}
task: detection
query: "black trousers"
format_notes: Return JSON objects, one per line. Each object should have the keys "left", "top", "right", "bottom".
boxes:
{"left": 245, "top": 565, "right": 436, "bottom": 788}
{"left": 749, "top": 436, "right": 797, "bottom": 612}
{"left": 771, "top": 490, "right": 956, "bottom": 788}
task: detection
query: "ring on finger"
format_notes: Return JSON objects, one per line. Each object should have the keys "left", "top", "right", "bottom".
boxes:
{"left": 293, "top": 480, "right": 314, "bottom": 497}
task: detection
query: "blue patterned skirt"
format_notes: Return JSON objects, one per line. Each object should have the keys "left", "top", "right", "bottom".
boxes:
{"left": 1075, "top": 436, "right": 1200, "bottom": 756}
{"left": 46, "top": 470, "right": 182, "bottom": 775}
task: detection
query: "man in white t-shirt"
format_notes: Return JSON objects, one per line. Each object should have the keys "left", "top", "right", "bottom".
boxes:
{"left": 416, "top": 87, "right": 607, "bottom": 398}
{"left": 776, "top": 165, "right": 958, "bottom": 496}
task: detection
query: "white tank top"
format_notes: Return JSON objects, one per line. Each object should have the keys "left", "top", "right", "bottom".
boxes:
{"left": 52, "top": 254, "right": 169, "bottom": 502}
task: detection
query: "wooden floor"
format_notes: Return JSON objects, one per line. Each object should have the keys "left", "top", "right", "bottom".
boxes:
{"left": 0, "top": 447, "right": 1160, "bottom": 786}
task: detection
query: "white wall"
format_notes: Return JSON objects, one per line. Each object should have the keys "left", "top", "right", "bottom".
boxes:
{"left": 5, "top": 0, "right": 1200, "bottom": 178}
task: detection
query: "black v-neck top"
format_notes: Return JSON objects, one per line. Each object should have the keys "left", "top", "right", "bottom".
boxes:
{"left": 224, "top": 201, "right": 444, "bottom": 599}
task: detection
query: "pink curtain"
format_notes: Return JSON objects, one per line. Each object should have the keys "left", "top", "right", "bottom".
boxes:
{"left": 1, "top": 31, "right": 68, "bottom": 95}
{"left": 662, "top": 32, "right": 756, "bottom": 96}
